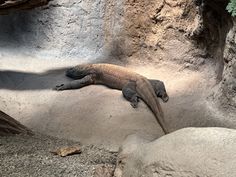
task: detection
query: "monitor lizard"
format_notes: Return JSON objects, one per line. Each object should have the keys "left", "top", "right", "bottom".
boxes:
{"left": 54, "top": 63, "right": 169, "bottom": 134}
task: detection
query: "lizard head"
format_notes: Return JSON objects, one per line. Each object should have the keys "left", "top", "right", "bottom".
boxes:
{"left": 155, "top": 81, "right": 169, "bottom": 102}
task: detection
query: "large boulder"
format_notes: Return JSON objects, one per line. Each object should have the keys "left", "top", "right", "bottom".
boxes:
{"left": 115, "top": 128, "right": 236, "bottom": 177}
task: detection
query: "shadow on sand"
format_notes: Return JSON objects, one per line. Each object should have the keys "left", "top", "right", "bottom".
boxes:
{"left": 0, "top": 67, "right": 71, "bottom": 90}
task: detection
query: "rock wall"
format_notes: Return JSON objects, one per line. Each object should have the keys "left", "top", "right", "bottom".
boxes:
{"left": 191, "top": 0, "right": 232, "bottom": 80}
{"left": 120, "top": 0, "right": 202, "bottom": 65}
{"left": 0, "top": 0, "right": 124, "bottom": 61}
{"left": 190, "top": 0, "right": 236, "bottom": 112}
{"left": 0, "top": 0, "right": 200, "bottom": 63}
{"left": 214, "top": 18, "right": 236, "bottom": 110}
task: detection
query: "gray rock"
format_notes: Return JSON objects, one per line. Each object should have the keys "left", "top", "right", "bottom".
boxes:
{"left": 214, "top": 19, "right": 236, "bottom": 110}
{"left": 115, "top": 128, "right": 236, "bottom": 177}
{"left": 0, "top": 0, "right": 124, "bottom": 60}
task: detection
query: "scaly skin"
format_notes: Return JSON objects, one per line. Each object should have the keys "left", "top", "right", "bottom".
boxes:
{"left": 55, "top": 63, "right": 169, "bottom": 134}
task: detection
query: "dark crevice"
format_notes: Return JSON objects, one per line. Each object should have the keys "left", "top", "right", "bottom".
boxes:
{"left": 191, "top": 0, "right": 233, "bottom": 81}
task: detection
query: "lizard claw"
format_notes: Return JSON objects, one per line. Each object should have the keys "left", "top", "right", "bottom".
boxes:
{"left": 131, "top": 102, "right": 138, "bottom": 108}
{"left": 54, "top": 84, "right": 66, "bottom": 91}
{"left": 130, "top": 96, "right": 139, "bottom": 108}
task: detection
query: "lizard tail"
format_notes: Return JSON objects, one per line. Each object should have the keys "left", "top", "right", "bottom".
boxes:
{"left": 136, "top": 77, "right": 169, "bottom": 134}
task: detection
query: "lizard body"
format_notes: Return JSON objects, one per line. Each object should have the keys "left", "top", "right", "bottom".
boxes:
{"left": 55, "top": 63, "right": 169, "bottom": 134}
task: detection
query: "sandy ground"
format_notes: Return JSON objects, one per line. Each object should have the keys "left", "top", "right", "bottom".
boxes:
{"left": 0, "top": 133, "right": 116, "bottom": 177}
{"left": 0, "top": 56, "right": 235, "bottom": 151}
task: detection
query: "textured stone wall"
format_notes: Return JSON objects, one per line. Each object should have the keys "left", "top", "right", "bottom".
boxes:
{"left": 188, "top": 0, "right": 236, "bottom": 111}
{"left": 214, "top": 18, "right": 236, "bottom": 110}
{"left": 0, "top": 0, "right": 124, "bottom": 61}
{"left": 0, "top": 0, "right": 198, "bottom": 63}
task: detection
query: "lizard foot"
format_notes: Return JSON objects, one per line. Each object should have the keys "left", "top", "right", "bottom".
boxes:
{"left": 131, "top": 102, "right": 138, "bottom": 108}
{"left": 54, "top": 84, "right": 67, "bottom": 91}
{"left": 130, "top": 96, "right": 139, "bottom": 108}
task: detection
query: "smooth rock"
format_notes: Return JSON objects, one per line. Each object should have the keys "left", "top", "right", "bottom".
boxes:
{"left": 116, "top": 128, "right": 236, "bottom": 177}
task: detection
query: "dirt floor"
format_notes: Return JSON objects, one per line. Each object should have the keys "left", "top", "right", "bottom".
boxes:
{"left": 0, "top": 133, "right": 117, "bottom": 177}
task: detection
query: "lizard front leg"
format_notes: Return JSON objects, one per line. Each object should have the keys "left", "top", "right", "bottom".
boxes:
{"left": 54, "top": 74, "right": 95, "bottom": 91}
{"left": 122, "top": 82, "right": 140, "bottom": 108}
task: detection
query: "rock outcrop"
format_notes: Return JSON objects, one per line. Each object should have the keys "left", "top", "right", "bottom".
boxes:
{"left": 189, "top": 0, "right": 236, "bottom": 112}
{"left": 115, "top": 128, "right": 236, "bottom": 177}
{"left": 213, "top": 19, "right": 236, "bottom": 111}
{"left": 0, "top": 110, "right": 32, "bottom": 135}
{"left": 0, "top": 0, "right": 201, "bottom": 63}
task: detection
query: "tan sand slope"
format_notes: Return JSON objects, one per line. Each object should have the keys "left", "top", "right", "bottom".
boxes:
{"left": 0, "top": 56, "right": 234, "bottom": 150}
